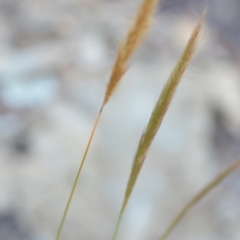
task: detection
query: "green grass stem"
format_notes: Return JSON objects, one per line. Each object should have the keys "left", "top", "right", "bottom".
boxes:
{"left": 55, "top": 107, "right": 103, "bottom": 240}
{"left": 159, "top": 158, "right": 240, "bottom": 240}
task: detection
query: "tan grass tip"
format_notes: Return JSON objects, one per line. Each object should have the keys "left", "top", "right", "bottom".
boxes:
{"left": 103, "top": 0, "right": 159, "bottom": 106}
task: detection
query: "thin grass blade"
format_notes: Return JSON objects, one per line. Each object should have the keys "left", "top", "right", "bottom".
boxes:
{"left": 159, "top": 158, "right": 240, "bottom": 240}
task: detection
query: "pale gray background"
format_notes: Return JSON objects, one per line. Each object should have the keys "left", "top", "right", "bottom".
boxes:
{"left": 0, "top": 0, "right": 240, "bottom": 239}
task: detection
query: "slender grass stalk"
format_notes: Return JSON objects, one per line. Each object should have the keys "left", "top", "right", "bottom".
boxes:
{"left": 112, "top": 15, "right": 204, "bottom": 240}
{"left": 112, "top": 210, "right": 125, "bottom": 240}
{"left": 55, "top": 0, "right": 158, "bottom": 239}
{"left": 55, "top": 106, "right": 103, "bottom": 240}
{"left": 159, "top": 158, "right": 240, "bottom": 240}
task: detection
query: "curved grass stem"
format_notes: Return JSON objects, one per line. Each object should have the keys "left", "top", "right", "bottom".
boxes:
{"left": 55, "top": 105, "right": 103, "bottom": 240}
{"left": 159, "top": 158, "right": 240, "bottom": 240}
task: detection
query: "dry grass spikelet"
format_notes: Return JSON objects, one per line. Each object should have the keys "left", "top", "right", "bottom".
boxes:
{"left": 124, "top": 13, "right": 204, "bottom": 214}
{"left": 112, "top": 13, "right": 204, "bottom": 240}
{"left": 103, "top": 0, "right": 158, "bottom": 105}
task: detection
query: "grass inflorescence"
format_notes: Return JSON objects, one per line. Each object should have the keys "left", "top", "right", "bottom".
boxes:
{"left": 112, "top": 12, "right": 204, "bottom": 240}
{"left": 54, "top": 1, "right": 240, "bottom": 240}
{"left": 56, "top": 0, "right": 158, "bottom": 239}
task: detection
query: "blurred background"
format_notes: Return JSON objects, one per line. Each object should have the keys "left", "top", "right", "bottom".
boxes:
{"left": 0, "top": 0, "right": 240, "bottom": 239}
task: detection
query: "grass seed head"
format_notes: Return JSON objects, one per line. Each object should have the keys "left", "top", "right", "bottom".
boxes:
{"left": 122, "top": 14, "right": 204, "bottom": 214}
{"left": 103, "top": 0, "right": 158, "bottom": 106}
